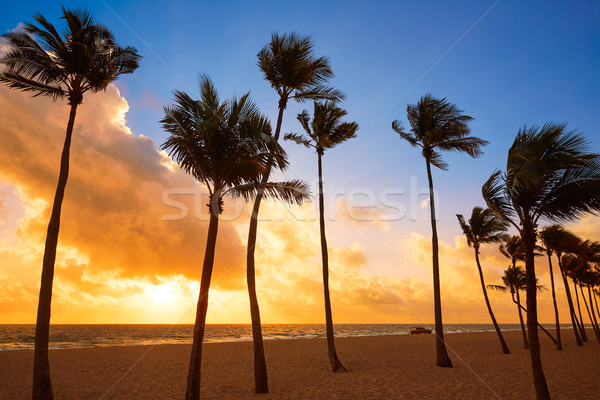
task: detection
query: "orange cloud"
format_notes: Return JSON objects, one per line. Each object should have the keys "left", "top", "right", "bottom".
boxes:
{"left": 0, "top": 72, "right": 598, "bottom": 325}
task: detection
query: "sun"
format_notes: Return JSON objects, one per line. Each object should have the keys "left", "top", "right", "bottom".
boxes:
{"left": 145, "top": 283, "right": 178, "bottom": 304}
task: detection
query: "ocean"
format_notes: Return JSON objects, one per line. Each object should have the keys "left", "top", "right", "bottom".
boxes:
{"left": 0, "top": 324, "right": 526, "bottom": 351}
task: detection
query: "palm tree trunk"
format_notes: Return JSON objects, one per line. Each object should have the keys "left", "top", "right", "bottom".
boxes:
{"left": 558, "top": 259, "right": 583, "bottom": 346}
{"left": 246, "top": 201, "right": 268, "bottom": 393}
{"left": 245, "top": 97, "right": 287, "bottom": 393}
{"left": 33, "top": 102, "right": 79, "bottom": 400}
{"left": 581, "top": 285, "right": 600, "bottom": 342}
{"left": 515, "top": 300, "right": 557, "bottom": 344}
{"left": 474, "top": 248, "right": 509, "bottom": 353}
{"left": 546, "top": 253, "right": 562, "bottom": 350}
{"left": 573, "top": 280, "right": 588, "bottom": 342}
{"left": 514, "top": 290, "right": 529, "bottom": 349}
{"left": 594, "top": 290, "right": 600, "bottom": 322}
{"left": 318, "top": 151, "right": 345, "bottom": 372}
{"left": 522, "top": 227, "right": 550, "bottom": 400}
{"left": 425, "top": 160, "right": 452, "bottom": 368}
{"left": 587, "top": 285, "right": 600, "bottom": 341}
{"left": 185, "top": 203, "right": 220, "bottom": 400}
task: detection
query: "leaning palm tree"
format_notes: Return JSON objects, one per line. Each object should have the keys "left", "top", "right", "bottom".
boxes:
{"left": 539, "top": 225, "right": 566, "bottom": 350}
{"left": 247, "top": 32, "right": 344, "bottom": 392}
{"left": 483, "top": 123, "right": 600, "bottom": 399}
{"left": 285, "top": 101, "right": 358, "bottom": 372}
{"left": 161, "top": 75, "right": 308, "bottom": 400}
{"left": 498, "top": 236, "right": 529, "bottom": 348}
{"left": 562, "top": 253, "right": 589, "bottom": 342}
{"left": 488, "top": 266, "right": 550, "bottom": 346}
{"left": 0, "top": 9, "right": 140, "bottom": 399}
{"left": 457, "top": 207, "right": 510, "bottom": 354}
{"left": 570, "top": 240, "right": 600, "bottom": 342}
{"left": 393, "top": 95, "right": 487, "bottom": 367}
{"left": 539, "top": 225, "right": 583, "bottom": 346}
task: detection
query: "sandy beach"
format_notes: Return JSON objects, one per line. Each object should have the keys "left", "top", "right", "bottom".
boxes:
{"left": 1, "top": 329, "right": 598, "bottom": 399}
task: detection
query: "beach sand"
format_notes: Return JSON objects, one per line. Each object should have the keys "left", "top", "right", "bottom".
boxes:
{"left": 1, "top": 329, "right": 598, "bottom": 399}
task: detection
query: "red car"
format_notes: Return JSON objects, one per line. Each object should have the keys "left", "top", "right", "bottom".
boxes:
{"left": 410, "top": 327, "right": 432, "bottom": 334}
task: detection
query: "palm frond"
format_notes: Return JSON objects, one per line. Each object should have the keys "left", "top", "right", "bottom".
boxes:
{"left": 293, "top": 85, "right": 345, "bottom": 102}
{"left": 482, "top": 170, "right": 517, "bottom": 224}
{"left": 284, "top": 133, "right": 312, "bottom": 148}
{"left": 487, "top": 284, "right": 508, "bottom": 292}
{"left": 229, "top": 180, "right": 310, "bottom": 205}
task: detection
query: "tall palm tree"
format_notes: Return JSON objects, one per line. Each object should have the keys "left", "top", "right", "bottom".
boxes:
{"left": 457, "top": 207, "right": 510, "bottom": 354}
{"left": 571, "top": 240, "right": 600, "bottom": 341}
{"left": 488, "top": 265, "right": 548, "bottom": 348}
{"left": 540, "top": 225, "right": 583, "bottom": 346}
{"left": 488, "top": 268, "right": 553, "bottom": 343}
{"left": 0, "top": 9, "right": 140, "bottom": 399}
{"left": 498, "top": 236, "right": 529, "bottom": 348}
{"left": 285, "top": 101, "right": 358, "bottom": 372}
{"left": 247, "top": 32, "right": 343, "bottom": 392}
{"left": 562, "top": 254, "right": 589, "bottom": 342}
{"left": 393, "top": 95, "right": 486, "bottom": 367}
{"left": 161, "top": 75, "right": 308, "bottom": 400}
{"left": 482, "top": 123, "right": 600, "bottom": 399}
{"left": 539, "top": 225, "right": 566, "bottom": 350}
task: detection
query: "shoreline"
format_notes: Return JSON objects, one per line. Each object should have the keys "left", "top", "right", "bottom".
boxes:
{"left": 1, "top": 330, "right": 599, "bottom": 399}
{"left": 0, "top": 324, "right": 538, "bottom": 352}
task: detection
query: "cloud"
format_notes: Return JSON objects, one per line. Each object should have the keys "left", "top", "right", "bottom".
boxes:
{"left": 0, "top": 75, "right": 598, "bottom": 325}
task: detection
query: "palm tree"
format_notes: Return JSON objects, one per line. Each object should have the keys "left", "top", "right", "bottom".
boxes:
{"left": 285, "top": 101, "right": 358, "bottom": 372}
{"left": 562, "top": 254, "right": 589, "bottom": 342}
{"left": 393, "top": 95, "right": 487, "bottom": 367}
{"left": 482, "top": 123, "right": 600, "bottom": 399}
{"left": 498, "top": 236, "right": 529, "bottom": 348}
{"left": 539, "top": 225, "right": 565, "bottom": 350}
{"left": 539, "top": 225, "right": 583, "bottom": 346}
{"left": 247, "top": 32, "right": 343, "bottom": 392}
{"left": 488, "top": 266, "right": 547, "bottom": 348}
{"left": 161, "top": 75, "right": 308, "bottom": 400}
{"left": 0, "top": 9, "right": 140, "bottom": 399}
{"left": 457, "top": 207, "right": 510, "bottom": 354}
{"left": 571, "top": 240, "right": 600, "bottom": 342}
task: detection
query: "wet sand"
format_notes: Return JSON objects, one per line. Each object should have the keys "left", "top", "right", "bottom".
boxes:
{"left": 1, "top": 329, "right": 598, "bottom": 399}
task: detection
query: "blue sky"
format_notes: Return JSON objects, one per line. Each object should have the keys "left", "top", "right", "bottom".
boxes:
{"left": 1, "top": 0, "right": 599, "bottom": 244}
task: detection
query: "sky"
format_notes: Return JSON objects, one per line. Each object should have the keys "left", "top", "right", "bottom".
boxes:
{"left": 0, "top": 0, "right": 598, "bottom": 324}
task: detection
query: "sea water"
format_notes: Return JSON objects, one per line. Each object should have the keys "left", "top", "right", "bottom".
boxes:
{"left": 0, "top": 324, "right": 527, "bottom": 351}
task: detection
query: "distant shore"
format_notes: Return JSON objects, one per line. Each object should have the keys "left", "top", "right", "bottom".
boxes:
{"left": 1, "top": 330, "right": 598, "bottom": 399}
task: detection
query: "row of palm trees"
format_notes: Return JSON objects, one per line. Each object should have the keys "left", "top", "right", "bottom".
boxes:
{"left": 2, "top": 7, "right": 599, "bottom": 400}
{"left": 457, "top": 210, "right": 600, "bottom": 353}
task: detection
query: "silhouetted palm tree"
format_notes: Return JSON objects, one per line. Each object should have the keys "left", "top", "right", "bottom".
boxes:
{"left": 393, "top": 95, "right": 486, "bottom": 367}
{"left": 483, "top": 123, "right": 600, "bottom": 399}
{"left": 489, "top": 263, "right": 528, "bottom": 348}
{"left": 247, "top": 32, "right": 343, "bottom": 392}
{"left": 488, "top": 266, "right": 549, "bottom": 347}
{"left": 0, "top": 9, "right": 140, "bottom": 399}
{"left": 562, "top": 253, "right": 589, "bottom": 342}
{"left": 570, "top": 240, "right": 600, "bottom": 342}
{"left": 539, "top": 225, "right": 566, "bottom": 350}
{"left": 285, "top": 101, "right": 358, "bottom": 372}
{"left": 161, "top": 75, "right": 308, "bottom": 400}
{"left": 539, "top": 225, "right": 583, "bottom": 346}
{"left": 457, "top": 207, "right": 510, "bottom": 354}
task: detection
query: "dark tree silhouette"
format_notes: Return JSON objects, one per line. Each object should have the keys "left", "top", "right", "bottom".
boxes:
{"left": 483, "top": 123, "right": 600, "bottom": 399}
{"left": 161, "top": 76, "right": 308, "bottom": 400}
{"left": 457, "top": 207, "right": 510, "bottom": 354}
{"left": 393, "top": 95, "right": 486, "bottom": 367}
{"left": 248, "top": 32, "right": 343, "bottom": 392}
{"left": 498, "top": 236, "right": 529, "bottom": 348}
{"left": 285, "top": 101, "right": 358, "bottom": 372}
{"left": 0, "top": 8, "right": 140, "bottom": 399}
